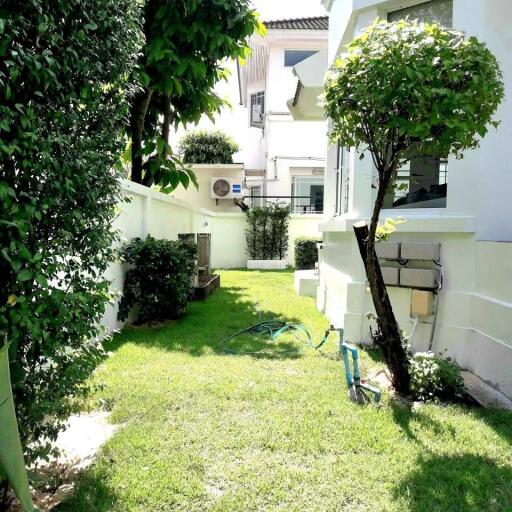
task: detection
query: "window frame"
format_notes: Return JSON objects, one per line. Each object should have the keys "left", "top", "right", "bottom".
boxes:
{"left": 249, "top": 91, "right": 265, "bottom": 127}
{"left": 335, "top": 144, "right": 349, "bottom": 215}
{"left": 284, "top": 49, "right": 318, "bottom": 67}
{"left": 383, "top": 0, "right": 453, "bottom": 211}
{"left": 291, "top": 175, "right": 325, "bottom": 214}
{"left": 386, "top": 0, "right": 453, "bottom": 26}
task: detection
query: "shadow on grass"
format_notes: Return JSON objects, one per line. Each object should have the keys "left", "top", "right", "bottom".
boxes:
{"left": 393, "top": 453, "right": 512, "bottom": 511}
{"left": 54, "top": 471, "right": 120, "bottom": 512}
{"left": 468, "top": 406, "right": 512, "bottom": 446}
{"left": 106, "top": 285, "right": 305, "bottom": 360}
{"left": 390, "top": 400, "right": 456, "bottom": 445}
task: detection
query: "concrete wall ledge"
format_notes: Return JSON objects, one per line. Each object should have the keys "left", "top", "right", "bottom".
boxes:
{"left": 320, "top": 214, "right": 476, "bottom": 233}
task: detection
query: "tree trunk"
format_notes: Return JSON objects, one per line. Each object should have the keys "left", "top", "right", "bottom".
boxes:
{"left": 130, "top": 88, "right": 153, "bottom": 184}
{"left": 142, "top": 94, "right": 171, "bottom": 188}
{"left": 353, "top": 178, "right": 410, "bottom": 394}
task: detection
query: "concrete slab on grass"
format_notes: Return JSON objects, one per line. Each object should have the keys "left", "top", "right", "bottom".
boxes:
{"left": 294, "top": 270, "right": 317, "bottom": 298}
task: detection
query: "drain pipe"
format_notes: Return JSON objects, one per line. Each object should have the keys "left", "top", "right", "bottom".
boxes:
{"left": 428, "top": 262, "right": 443, "bottom": 351}
{"left": 408, "top": 316, "right": 420, "bottom": 346}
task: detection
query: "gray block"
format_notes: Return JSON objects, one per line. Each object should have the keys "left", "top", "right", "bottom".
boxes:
{"left": 400, "top": 268, "right": 440, "bottom": 289}
{"left": 376, "top": 242, "right": 400, "bottom": 259}
{"left": 381, "top": 267, "right": 399, "bottom": 286}
{"left": 400, "top": 242, "right": 440, "bottom": 261}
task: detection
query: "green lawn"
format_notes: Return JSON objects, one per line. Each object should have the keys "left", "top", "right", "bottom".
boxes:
{"left": 58, "top": 270, "right": 512, "bottom": 512}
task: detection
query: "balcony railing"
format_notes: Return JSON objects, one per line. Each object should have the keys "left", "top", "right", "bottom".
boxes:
{"left": 247, "top": 195, "right": 323, "bottom": 214}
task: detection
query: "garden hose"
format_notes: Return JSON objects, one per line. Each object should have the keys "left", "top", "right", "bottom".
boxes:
{"left": 218, "top": 317, "right": 381, "bottom": 403}
{"left": 217, "top": 315, "right": 332, "bottom": 356}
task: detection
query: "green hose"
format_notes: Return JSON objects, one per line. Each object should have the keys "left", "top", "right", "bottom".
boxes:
{"left": 218, "top": 317, "right": 331, "bottom": 355}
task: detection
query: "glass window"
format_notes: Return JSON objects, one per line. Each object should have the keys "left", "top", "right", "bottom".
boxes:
{"left": 249, "top": 185, "right": 262, "bottom": 208}
{"left": 250, "top": 91, "right": 264, "bottom": 126}
{"left": 291, "top": 176, "right": 324, "bottom": 214}
{"left": 335, "top": 144, "right": 349, "bottom": 214}
{"left": 387, "top": 0, "right": 453, "bottom": 26}
{"left": 383, "top": 155, "right": 448, "bottom": 209}
{"left": 284, "top": 50, "right": 318, "bottom": 67}
{"left": 385, "top": 1, "right": 452, "bottom": 209}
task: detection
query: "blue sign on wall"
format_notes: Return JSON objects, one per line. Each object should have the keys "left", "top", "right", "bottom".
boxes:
{"left": 232, "top": 184, "right": 241, "bottom": 193}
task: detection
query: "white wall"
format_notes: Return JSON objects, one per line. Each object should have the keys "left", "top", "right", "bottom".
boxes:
{"left": 318, "top": 0, "right": 512, "bottom": 398}
{"left": 103, "top": 180, "right": 322, "bottom": 332}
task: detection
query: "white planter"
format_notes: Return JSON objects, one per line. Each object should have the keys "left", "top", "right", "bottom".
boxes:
{"left": 247, "top": 259, "right": 287, "bottom": 270}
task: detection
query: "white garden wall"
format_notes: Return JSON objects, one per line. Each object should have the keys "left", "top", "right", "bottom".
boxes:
{"left": 102, "top": 180, "right": 322, "bottom": 332}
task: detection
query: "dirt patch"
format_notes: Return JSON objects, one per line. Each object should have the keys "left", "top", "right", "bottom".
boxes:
{"left": 7, "top": 411, "right": 119, "bottom": 511}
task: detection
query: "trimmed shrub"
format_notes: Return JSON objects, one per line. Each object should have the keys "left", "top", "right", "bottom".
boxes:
{"left": 409, "top": 352, "right": 465, "bottom": 402}
{"left": 245, "top": 203, "right": 291, "bottom": 260}
{"left": 179, "top": 130, "right": 239, "bottom": 164}
{"left": 118, "top": 236, "right": 197, "bottom": 323}
{"left": 295, "top": 238, "right": 321, "bottom": 270}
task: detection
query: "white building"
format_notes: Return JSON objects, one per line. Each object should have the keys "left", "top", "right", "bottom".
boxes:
{"left": 238, "top": 16, "right": 329, "bottom": 214}
{"left": 291, "top": 0, "right": 512, "bottom": 399}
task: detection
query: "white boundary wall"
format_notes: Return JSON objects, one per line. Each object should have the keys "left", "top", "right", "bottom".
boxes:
{"left": 102, "top": 180, "right": 321, "bottom": 332}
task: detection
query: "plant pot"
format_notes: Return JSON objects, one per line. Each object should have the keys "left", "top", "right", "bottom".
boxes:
{"left": 247, "top": 259, "right": 287, "bottom": 270}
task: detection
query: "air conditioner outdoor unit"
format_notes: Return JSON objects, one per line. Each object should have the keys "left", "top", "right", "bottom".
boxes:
{"left": 210, "top": 177, "right": 244, "bottom": 200}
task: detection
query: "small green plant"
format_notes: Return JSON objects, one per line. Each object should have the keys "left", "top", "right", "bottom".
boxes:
{"left": 118, "top": 236, "right": 197, "bottom": 323}
{"left": 295, "top": 238, "right": 321, "bottom": 270}
{"left": 245, "top": 203, "right": 291, "bottom": 260}
{"left": 179, "top": 130, "right": 239, "bottom": 164}
{"left": 409, "top": 352, "right": 465, "bottom": 402}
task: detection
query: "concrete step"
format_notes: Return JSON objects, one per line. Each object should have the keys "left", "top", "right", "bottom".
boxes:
{"left": 461, "top": 371, "right": 512, "bottom": 411}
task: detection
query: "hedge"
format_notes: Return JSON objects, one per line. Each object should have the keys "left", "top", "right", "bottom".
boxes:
{"left": 295, "top": 238, "right": 321, "bottom": 270}
{"left": 179, "top": 130, "right": 239, "bottom": 164}
{"left": 118, "top": 236, "right": 197, "bottom": 323}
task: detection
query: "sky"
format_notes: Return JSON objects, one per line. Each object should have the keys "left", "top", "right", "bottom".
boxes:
{"left": 251, "top": 0, "right": 326, "bottom": 21}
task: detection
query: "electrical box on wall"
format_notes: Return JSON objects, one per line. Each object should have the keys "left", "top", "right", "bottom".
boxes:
{"left": 411, "top": 289, "right": 434, "bottom": 317}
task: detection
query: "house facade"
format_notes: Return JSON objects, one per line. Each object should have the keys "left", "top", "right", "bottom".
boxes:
{"left": 238, "top": 16, "right": 329, "bottom": 214}
{"left": 292, "top": 0, "right": 512, "bottom": 398}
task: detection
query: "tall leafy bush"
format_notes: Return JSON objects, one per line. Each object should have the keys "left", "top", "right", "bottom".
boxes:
{"left": 295, "top": 238, "right": 321, "bottom": 270}
{"left": 128, "top": 0, "right": 262, "bottom": 187}
{"left": 0, "top": 0, "right": 142, "bottom": 463}
{"left": 180, "top": 131, "right": 239, "bottom": 164}
{"left": 245, "top": 204, "right": 291, "bottom": 260}
{"left": 118, "top": 237, "right": 197, "bottom": 324}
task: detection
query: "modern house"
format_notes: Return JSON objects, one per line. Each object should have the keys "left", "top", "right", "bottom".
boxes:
{"left": 290, "top": 0, "right": 512, "bottom": 399}
{"left": 237, "top": 16, "right": 329, "bottom": 214}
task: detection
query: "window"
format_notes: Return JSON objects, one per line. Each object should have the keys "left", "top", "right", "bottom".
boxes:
{"left": 335, "top": 144, "right": 349, "bottom": 214}
{"left": 385, "top": 1, "right": 452, "bottom": 209}
{"left": 249, "top": 185, "right": 262, "bottom": 208}
{"left": 383, "top": 155, "right": 448, "bottom": 209}
{"left": 387, "top": 0, "right": 453, "bottom": 26}
{"left": 250, "top": 91, "right": 264, "bottom": 126}
{"left": 284, "top": 50, "right": 318, "bottom": 67}
{"left": 291, "top": 176, "right": 324, "bottom": 214}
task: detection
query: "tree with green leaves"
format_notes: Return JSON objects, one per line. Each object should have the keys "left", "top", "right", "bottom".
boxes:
{"left": 0, "top": 0, "right": 142, "bottom": 477}
{"left": 324, "top": 20, "right": 504, "bottom": 393}
{"left": 129, "top": 0, "right": 262, "bottom": 190}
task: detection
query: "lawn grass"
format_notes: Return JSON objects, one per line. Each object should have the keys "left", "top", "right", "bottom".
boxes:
{"left": 57, "top": 270, "right": 512, "bottom": 512}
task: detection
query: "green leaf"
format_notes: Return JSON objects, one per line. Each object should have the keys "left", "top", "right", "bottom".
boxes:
{"left": 17, "top": 269, "right": 32, "bottom": 282}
